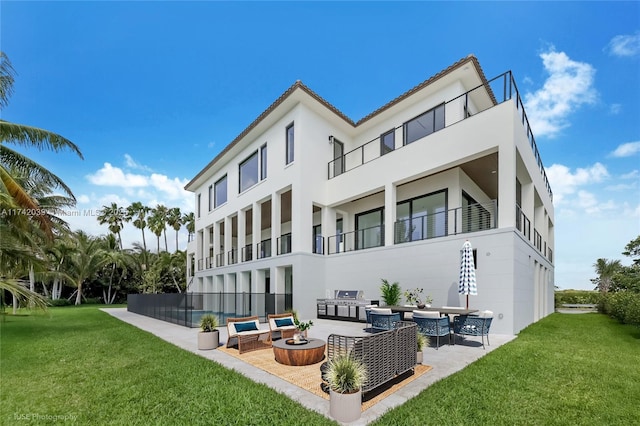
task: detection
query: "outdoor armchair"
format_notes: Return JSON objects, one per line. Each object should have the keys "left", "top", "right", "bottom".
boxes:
{"left": 412, "top": 310, "right": 451, "bottom": 349}
{"left": 267, "top": 313, "right": 297, "bottom": 340}
{"left": 369, "top": 308, "right": 401, "bottom": 331}
{"left": 364, "top": 304, "right": 378, "bottom": 329}
{"left": 226, "top": 316, "right": 271, "bottom": 354}
{"left": 452, "top": 310, "right": 493, "bottom": 349}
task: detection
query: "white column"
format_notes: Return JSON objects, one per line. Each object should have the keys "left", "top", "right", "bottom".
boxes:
{"left": 498, "top": 143, "right": 517, "bottom": 228}
{"left": 252, "top": 202, "right": 262, "bottom": 258}
{"left": 238, "top": 209, "right": 246, "bottom": 261}
{"left": 271, "top": 193, "right": 281, "bottom": 255}
{"left": 384, "top": 182, "right": 396, "bottom": 246}
{"left": 322, "top": 206, "right": 336, "bottom": 254}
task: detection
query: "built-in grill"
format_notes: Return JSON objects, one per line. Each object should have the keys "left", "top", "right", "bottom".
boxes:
{"left": 317, "top": 290, "right": 378, "bottom": 323}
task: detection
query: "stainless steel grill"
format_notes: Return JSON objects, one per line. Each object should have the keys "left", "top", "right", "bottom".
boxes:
{"left": 317, "top": 290, "right": 378, "bottom": 322}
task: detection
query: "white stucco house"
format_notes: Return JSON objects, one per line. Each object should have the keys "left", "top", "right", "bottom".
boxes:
{"left": 184, "top": 55, "right": 555, "bottom": 335}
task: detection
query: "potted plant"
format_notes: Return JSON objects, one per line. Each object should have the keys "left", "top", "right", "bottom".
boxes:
{"left": 293, "top": 318, "right": 313, "bottom": 342}
{"left": 404, "top": 287, "right": 433, "bottom": 308}
{"left": 325, "top": 355, "right": 367, "bottom": 423}
{"left": 416, "top": 331, "right": 429, "bottom": 364}
{"left": 197, "top": 314, "right": 219, "bottom": 350}
{"left": 380, "top": 279, "right": 401, "bottom": 306}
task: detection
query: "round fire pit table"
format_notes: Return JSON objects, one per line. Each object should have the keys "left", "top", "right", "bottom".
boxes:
{"left": 272, "top": 338, "right": 326, "bottom": 366}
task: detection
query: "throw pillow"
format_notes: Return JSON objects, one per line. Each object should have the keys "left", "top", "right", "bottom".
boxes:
{"left": 235, "top": 321, "right": 258, "bottom": 332}
{"left": 274, "top": 317, "right": 294, "bottom": 327}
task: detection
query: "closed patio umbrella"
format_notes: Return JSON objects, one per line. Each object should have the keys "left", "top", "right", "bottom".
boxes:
{"left": 458, "top": 240, "right": 477, "bottom": 309}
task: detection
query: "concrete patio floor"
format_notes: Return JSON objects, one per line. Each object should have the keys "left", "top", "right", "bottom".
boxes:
{"left": 103, "top": 308, "right": 515, "bottom": 425}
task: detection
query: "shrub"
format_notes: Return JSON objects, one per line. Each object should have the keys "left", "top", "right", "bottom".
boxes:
{"left": 554, "top": 290, "right": 601, "bottom": 308}
{"left": 601, "top": 291, "right": 640, "bottom": 326}
{"left": 47, "top": 299, "right": 71, "bottom": 307}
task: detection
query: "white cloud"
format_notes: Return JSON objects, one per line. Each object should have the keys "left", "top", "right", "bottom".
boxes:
{"left": 605, "top": 32, "right": 640, "bottom": 57}
{"left": 87, "top": 163, "right": 148, "bottom": 187}
{"left": 605, "top": 182, "right": 637, "bottom": 192}
{"left": 77, "top": 194, "right": 91, "bottom": 204}
{"left": 524, "top": 48, "right": 597, "bottom": 138}
{"left": 124, "top": 154, "right": 153, "bottom": 172}
{"left": 546, "top": 162, "right": 609, "bottom": 204}
{"left": 610, "top": 141, "right": 640, "bottom": 158}
{"left": 608, "top": 103, "right": 622, "bottom": 115}
{"left": 621, "top": 170, "right": 639, "bottom": 179}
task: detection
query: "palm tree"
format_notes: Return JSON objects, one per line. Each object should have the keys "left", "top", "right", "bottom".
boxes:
{"left": 593, "top": 258, "right": 622, "bottom": 293}
{"left": 99, "top": 234, "right": 134, "bottom": 304}
{"left": 97, "top": 202, "right": 125, "bottom": 249}
{"left": 125, "top": 201, "right": 150, "bottom": 253}
{"left": 1, "top": 51, "right": 83, "bottom": 239}
{"left": 66, "top": 230, "right": 107, "bottom": 305}
{"left": 183, "top": 212, "right": 195, "bottom": 242}
{"left": 149, "top": 204, "right": 169, "bottom": 252}
{"left": 167, "top": 207, "right": 182, "bottom": 252}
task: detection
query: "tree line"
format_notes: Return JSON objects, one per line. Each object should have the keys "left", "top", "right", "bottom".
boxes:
{"left": 1, "top": 52, "right": 193, "bottom": 311}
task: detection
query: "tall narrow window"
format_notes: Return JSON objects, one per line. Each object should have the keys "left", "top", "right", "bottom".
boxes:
{"left": 197, "top": 193, "right": 201, "bottom": 218}
{"left": 239, "top": 151, "right": 258, "bottom": 193}
{"left": 355, "top": 208, "right": 384, "bottom": 250}
{"left": 260, "top": 144, "right": 267, "bottom": 180}
{"left": 286, "top": 123, "right": 294, "bottom": 164}
{"left": 381, "top": 129, "right": 395, "bottom": 155}
{"left": 214, "top": 175, "right": 227, "bottom": 208}
{"left": 208, "top": 185, "right": 213, "bottom": 211}
{"left": 333, "top": 139, "right": 344, "bottom": 176}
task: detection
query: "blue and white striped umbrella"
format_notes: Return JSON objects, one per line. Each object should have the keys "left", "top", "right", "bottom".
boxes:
{"left": 459, "top": 240, "right": 477, "bottom": 308}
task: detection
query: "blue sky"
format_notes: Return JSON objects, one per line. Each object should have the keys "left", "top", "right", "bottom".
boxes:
{"left": 2, "top": 1, "right": 639, "bottom": 290}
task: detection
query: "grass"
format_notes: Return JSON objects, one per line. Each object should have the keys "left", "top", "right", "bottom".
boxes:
{"left": 1, "top": 308, "right": 639, "bottom": 425}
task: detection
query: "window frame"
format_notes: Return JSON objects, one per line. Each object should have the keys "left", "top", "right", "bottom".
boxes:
{"left": 214, "top": 175, "right": 227, "bottom": 208}
{"left": 239, "top": 151, "right": 259, "bottom": 193}
{"left": 380, "top": 129, "right": 395, "bottom": 155}
{"left": 403, "top": 103, "right": 445, "bottom": 145}
{"left": 208, "top": 185, "right": 213, "bottom": 212}
{"left": 285, "top": 122, "right": 294, "bottom": 165}
{"left": 260, "top": 143, "right": 268, "bottom": 180}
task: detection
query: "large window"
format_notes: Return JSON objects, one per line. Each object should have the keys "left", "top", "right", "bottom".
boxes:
{"left": 396, "top": 190, "right": 447, "bottom": 243}
{"left": 197, "top": 193, "right": 201, "bottom": 218}
{"left": 333, "top": 138, "right": 344, "bottom": 176}
{"left": 355, "top": 208, "right": 384, "bottom": 250}
{"left": 214, "top": 175, "right": 227, "bottom": 208}
{"left": 286, "top": 123, "right": 294, "bottom": 164}
{"left": 239, "top": 151, "right": 259, "bottom": 193}
{"left": 403, "top": 104, "right": 445, "bottom": 145}
{"left": 381, "top": 129, "right": 395, "bottom": 155}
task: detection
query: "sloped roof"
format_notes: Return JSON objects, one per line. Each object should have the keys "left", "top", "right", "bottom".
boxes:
{"left": 185, "top": 54, "right": 489, "bottom": 190}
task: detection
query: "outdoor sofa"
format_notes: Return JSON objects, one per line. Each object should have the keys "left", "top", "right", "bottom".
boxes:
{"left": 321, "top": 321, "right": 417, "bottom": 395}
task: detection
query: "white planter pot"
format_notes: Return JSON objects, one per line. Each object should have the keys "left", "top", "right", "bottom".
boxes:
{"left": 330, "top": 388, "right": 362, "bottom": 423}
{"left": 417, "top": 351, "right": 423, "bottom": 365}
{"left": 198, "top": 330, "right": 219, "bottom": 350}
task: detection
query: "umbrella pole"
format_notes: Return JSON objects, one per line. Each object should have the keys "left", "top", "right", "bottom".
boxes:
{"left": 466, "top": 294, "right": 469, "bottom": 309}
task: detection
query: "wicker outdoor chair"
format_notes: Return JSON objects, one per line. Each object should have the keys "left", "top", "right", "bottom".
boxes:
{"left": 267, "top": 313, "right": 297, "bottom": 340}
{"left": 452, "top": 310, "right": 493, "bottom": 349}
{"left": 369, "top": 308, "right": 401, "bottom": 331}
{"left": 412, "top": 310, "right": 451, "bottom": 349}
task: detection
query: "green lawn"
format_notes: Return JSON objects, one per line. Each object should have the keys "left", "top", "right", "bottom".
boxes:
{"left": 1, "top": 307, "right": 638, "bottom": 425}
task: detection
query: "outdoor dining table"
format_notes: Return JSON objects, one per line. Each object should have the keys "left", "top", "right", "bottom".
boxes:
{"left": 387, "top": 306, "right": 478, "bottom": 320}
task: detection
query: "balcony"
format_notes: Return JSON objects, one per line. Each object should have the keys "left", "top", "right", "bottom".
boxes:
{"left": 215, "top": 253, "right": 224, "bottom": 267}
{"left": 227, "top": 248, "right": 238, "bottom": 265}
{"left": 205, "top": 257, "right": 214, "bottom": 269}
{"left": 394, "top": 200, "right": 497, "bottom": 244}
{"left": 242, "top": 244, "right": 253, "bottom": 262}
{"left": 327, "top": 71, "right": 552, "bottom": 201}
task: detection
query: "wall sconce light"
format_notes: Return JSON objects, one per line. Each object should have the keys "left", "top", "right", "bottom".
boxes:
{"left": 328, "top": 135, "right": 334, "bottom": 144}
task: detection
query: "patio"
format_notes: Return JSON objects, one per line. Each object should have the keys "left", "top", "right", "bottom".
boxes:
{"left": 104, "top": 308, "right": 515, "bottom": 425}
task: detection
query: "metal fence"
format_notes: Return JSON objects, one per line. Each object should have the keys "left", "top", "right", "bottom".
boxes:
{"left": 127, "top": 292, "right": 293, "bottom": 328}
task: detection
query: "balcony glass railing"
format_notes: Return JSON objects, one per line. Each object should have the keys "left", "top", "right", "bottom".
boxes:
{"left": 394, "top": 200, "right": 497, "bottom": 244}
{"left": 257, "top": 239, "right": 272, "bottom": 259}
{"left": 327, "top": 225, "right": 384, "bottom": 254}
{"left": 277, "top": 233, "right": 292, "bottom": 255}
{"left": 328, "top": 71, "right": 552, "bottom": 201}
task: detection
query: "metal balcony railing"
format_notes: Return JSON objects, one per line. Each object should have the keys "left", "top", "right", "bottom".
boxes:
{"left": 313, "top": 235, "right": 325, "bottom": 254}
{"left": 394, "top": 200, "right": 497, "bottom": 244}
{"left": 205, "top": 257, "right": 214, "bottom": 269}
{"left": 516, "top": 205, "right": 531, "bottom": 240}
{"left": 257, "top": 239, "right": 272, "bottom": 259}
{"left": 277, "top": 233, "right": 292, "bottom": 255}
{"left": 215, "top": 253, "right": 224, "bottom": 267}
{"left": 327, "top": 225, "right": 384, "bottom": 254}
{"left": 197, "top": 258, "right": 203, "bottom": 271}
{"left": 227, "top": 248, "right": 238, "bottom": 265}
{"left": 328, "top": 71, "right": 552, "bottom": 201}
{"left": 242, "top": 244, "right": 253, "bottom": 262}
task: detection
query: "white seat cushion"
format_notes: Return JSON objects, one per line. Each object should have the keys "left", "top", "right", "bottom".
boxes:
{"left": 479, "top": 310, "right": 494, "bottom": 318}
{"left": 370, "top": 308, "right": 392, "bottom": 315}
{"left": 413, "top": 310, "right": 441, "bottom": 318}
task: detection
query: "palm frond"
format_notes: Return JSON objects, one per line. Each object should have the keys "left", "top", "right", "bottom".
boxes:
{"left": 0, "top": 52, "right": 16, "bottom": 110}
{"left": 0, "top": 120, "right": 83, "bottom": 159}
{"left": 0, "top": 278, "right": 49, "bottom": 311}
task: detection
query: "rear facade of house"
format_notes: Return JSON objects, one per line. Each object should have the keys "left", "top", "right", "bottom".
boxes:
{"left": 184, "top": 55, "right": 555, "bottom": 335}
